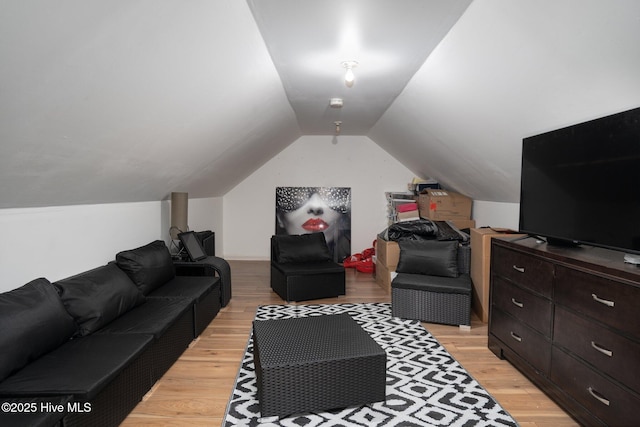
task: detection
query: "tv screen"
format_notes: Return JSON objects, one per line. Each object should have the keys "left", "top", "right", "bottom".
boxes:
{"left": 519, "top": 106, "right": 640, "bottom": 254}
{"left": 178, "top": 231, "right": 208, "bottom": 261}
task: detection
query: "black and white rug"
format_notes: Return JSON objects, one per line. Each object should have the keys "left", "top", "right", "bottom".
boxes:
{"left": 223, "top": 303, "right": 518, "bottom": 426}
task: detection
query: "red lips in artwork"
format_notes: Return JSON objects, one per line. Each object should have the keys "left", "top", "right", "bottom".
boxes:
{"left": 302, "top": 218, "right": 329, "bottom": 231}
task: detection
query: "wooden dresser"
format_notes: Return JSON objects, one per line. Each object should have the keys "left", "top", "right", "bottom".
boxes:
{"left": 488, "top": 237, "right": 640, "bottom": 426}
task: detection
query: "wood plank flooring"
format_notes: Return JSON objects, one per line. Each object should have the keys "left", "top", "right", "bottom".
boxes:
{"left": 121, "top": 260, "right": 578, "bottom": 426}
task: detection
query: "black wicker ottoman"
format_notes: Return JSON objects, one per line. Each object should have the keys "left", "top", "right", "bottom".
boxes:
{"left": 252, "top": 313, "right": 386, "bottom": 418}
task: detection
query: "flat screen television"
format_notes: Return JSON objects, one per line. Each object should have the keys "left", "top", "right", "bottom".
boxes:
{"left": 178, "top": 231, "right": 208, "bottom": 261}
{"left": 519, "top": 106, "right": 640, "bottom": 257}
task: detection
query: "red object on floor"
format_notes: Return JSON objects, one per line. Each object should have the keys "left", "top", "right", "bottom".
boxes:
{"left": 344, "top": 241, "right": 376, "bottom": 273}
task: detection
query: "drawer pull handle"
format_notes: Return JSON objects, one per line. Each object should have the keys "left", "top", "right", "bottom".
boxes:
{"left": 510, "top": 332, "right": 522, "bottom": 342}
{"left": 511, "top": 298, "right": 524, "bottom": 308}
{"left": 587, "top": 387, "right": 610, "bottom": 406}
{"left": 591, "top": 293, "right": 615, "bottom": 307}
{"left": 591, "top": 341, "right": 613, "bottom": 357}
{"left": 512, "top": 265, "right": 525, "bottom": 273}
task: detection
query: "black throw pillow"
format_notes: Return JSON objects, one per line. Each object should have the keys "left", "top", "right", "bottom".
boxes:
{"left": 0, "top": 278, "right": 77, "bottom": 381}
{"left": 396, "top": 240, "right": 459, "bottom": 277}
{"left": 274, "top": 233, "right": 332, "bottom": 263}
{"left": 54, "top": 263, "right": 146, "bottom": 336}
{"left": 116, "top": 240, "right": 175, "bottom": 295}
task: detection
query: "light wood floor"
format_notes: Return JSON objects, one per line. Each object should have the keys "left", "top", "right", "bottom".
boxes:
{"left": 122, "top": 260, "right": 578, "bottom": 427}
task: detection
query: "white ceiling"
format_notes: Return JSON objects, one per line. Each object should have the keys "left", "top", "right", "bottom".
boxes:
{"left": 247, "top": 0, "right": 472, "bottom": 135}
{"left": 1, "top": 0, "right": 640, "bottom": 209}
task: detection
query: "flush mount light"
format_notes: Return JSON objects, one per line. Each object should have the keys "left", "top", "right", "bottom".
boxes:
{"left": 330, "top": 98, "right": 343, "bottom": 108}
{"left": 341, "top": 60, "right": 358, "bottom": 87}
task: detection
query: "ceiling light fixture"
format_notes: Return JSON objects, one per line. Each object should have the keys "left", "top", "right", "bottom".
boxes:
{"left": 334, "top": 120, "right": 342, "bottom": 135}
{"left": 330, "top": 98, "right": 343, "bottom": 108}
{"left": 341, "top": 60, "right": 358, "bottom": 87}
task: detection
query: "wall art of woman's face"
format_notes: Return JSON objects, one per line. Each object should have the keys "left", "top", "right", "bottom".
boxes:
{"left": 275, "top": 187, "right": 351, "bottom": 262}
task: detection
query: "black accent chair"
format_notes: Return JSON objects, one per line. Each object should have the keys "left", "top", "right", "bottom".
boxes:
{"left": 391, "top": 239, "right": 472, "bottom": 327}
{"left": 270, "top": 233, "right": 346, "bottom": 302}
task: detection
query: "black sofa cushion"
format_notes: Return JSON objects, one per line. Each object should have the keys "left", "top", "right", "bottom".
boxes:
{"left": 96, "top": 297, "right": 192, "bottom": 338}
{"left": 0, "top": 333, "right": 153, "bottom": 401}
{"left": 150, "top": 276, "right": 221, "bottom": 337}
{"left": 54, "top": 263, "right": 146, "bottom": 337}
{"left": 0, "top": 278, "right": 76, "bottom": 382}
{"left": 272, "top": 233, "right": 332, "bottom": 263}
{"left": 116, "top": 240, "right": 175, "bottom": 295}
{"left": 392, "top": 273, "right": 472, "bottom": 295}
{"left": 272, "top": 260, "right": 345, "bottom": 276}
{"left": 149, "top": 275, "right": 219, "bottom": 303}
{"left": 396, "top": 240, "right": 459, "bottom": 278}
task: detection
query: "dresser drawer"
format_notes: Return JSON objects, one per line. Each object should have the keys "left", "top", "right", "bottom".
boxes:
{"left": 554, "top": 306, "right": 640, "bottom": 393}
{"left": 492, "top": 276, "right": 552, "bottom": 336}
{"left": 491, "top": 309, "right": 551, "bottom": 375}
{"left": 555, "top": 266, "right": 640, "bottom": 339}
{"left": 551, "top": 347, "right": 640, "bottom": 426}
{"left": 492, "top": 245, "right": 554, "bottom": 297}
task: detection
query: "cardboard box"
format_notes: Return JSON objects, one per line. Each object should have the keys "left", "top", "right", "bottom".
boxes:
{"left": 470, "top": 228, "right": 524, "bottom": 322}
{"left": 375, "top": 260, "right": 396, "bottom": 293}
{"left": 418, "top": 189, "right": 472, "bottom": 221}
{"left": 376, "top": 236, "right": 400, "bottom": 268}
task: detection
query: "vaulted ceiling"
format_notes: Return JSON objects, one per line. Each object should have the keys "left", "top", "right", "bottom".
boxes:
{"left": 1, "top": 0, "right": 639, "bottom": 209}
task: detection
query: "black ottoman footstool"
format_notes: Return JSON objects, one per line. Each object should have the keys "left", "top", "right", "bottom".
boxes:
{"left": 252, "top": 313, "right": 386, "bottom": 418}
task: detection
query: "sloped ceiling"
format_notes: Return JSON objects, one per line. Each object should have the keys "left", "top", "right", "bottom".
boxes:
{"left": 370, "top": 0, "right": 640, "bottom": 202}
{"left": 1, "top": 0, "right": 640, "bottom": 209}
{"left": 0, "top": 0, "right": 300, "bottom": 208}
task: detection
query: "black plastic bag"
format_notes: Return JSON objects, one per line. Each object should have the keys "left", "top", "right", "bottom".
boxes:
{"left": 387, "top": 219, "right": 438, "bottom": 241}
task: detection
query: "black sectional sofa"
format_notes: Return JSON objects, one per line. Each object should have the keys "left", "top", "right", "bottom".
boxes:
{"left": 0, "top": 240, "right": 225, "bottom": 427}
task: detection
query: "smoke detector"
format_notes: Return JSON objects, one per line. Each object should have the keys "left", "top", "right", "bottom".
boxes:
{"left": 329, "top": 98, "right": 343, "bottom": 108}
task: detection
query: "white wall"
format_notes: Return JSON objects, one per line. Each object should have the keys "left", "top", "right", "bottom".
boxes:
{"left": 185, "top": 197, "right": 224, "bottom": 256}
{"left": 0, "top": 201, "right": 162, "bottom": 292}
{"left": 0, "top": 196, "right": 222, "bottom": 293}
{"left": 472, "top": 200, "right": 520, "bottom": 230}
{"left": 223, "top": 135, "right": 417, "bottom": 259}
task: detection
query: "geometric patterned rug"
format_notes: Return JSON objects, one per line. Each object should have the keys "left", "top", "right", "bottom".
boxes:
{"left": 223, "top": 303, "right": 519, "bottom": 426}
